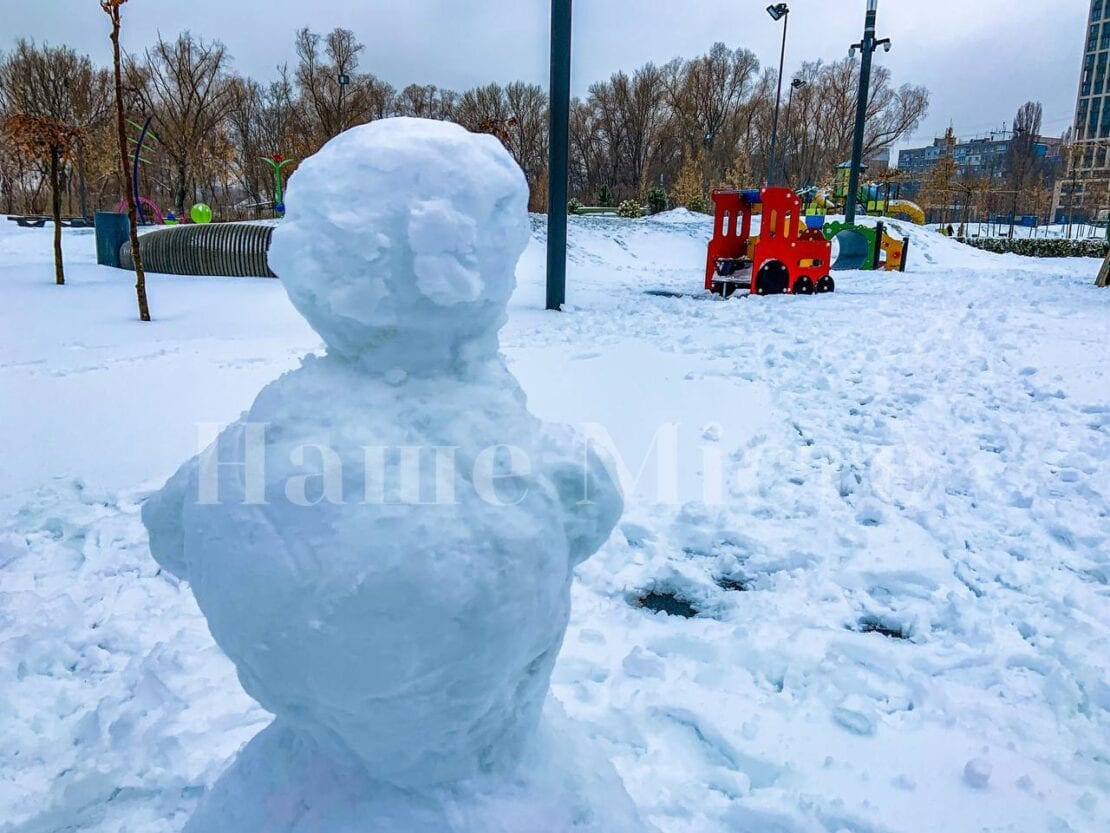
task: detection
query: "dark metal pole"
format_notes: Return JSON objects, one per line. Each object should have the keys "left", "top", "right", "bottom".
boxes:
{"left": 1066, "top": 148, "right": 1078, "bottom": 239}
{"left": 133, "top": 116, "right": 153, "bottom": 226}
{"left": 767, "top": 11, "right": 789, "bottom": 186}
{"left": 546, "top": 0, "right": 572, "bottom": 311}
{"left": 781, "top": 79, "right": 804, "bottom": 186}
{"left": 780, "top": 83, "right": 794, "bottom": 186}
{"left": 846, "top": 0, "right": 887, "bottom": 225}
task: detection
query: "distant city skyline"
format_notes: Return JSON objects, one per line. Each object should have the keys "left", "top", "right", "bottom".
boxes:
{"left": 2, "top": 0, "right": 1090, "bottom": 156}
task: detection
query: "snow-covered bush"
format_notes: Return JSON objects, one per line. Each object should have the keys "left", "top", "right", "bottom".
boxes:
{"left": 646, "top": 186, "right": 668, "bottom": 215}
{"left": 956, "top": 236, "right": 1109, "bottom": 258}
{"left": 567, "top": 197, "right": 583, "bottom": 215}
{"left": 617, "top": 199, "right": 643, "bottom": 219}
{"left": 686, "top": 193, "right": 710, "bottom": 215}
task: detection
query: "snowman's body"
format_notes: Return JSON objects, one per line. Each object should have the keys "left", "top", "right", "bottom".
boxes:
{"left": 142, "top": 118, "right": 640, "bottom": 830}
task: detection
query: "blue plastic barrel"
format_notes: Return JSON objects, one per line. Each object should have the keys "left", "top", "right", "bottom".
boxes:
{"left": 94, "top": 211, "right": 130, "bottom": 268}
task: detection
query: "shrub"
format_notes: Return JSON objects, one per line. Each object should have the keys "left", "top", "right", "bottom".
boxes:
{"left": 956, "top": 236, "right": 1109, "bottom": 258}
{"left": 617, "top": 199, "right": 643, "bottom": 219}
{"left": 686, "top": 193, "right": 710, "bottom": 215}
{"left": 567, "top": 198, "right": 583, "bottom": 215}
{"left": 646, "top": 186, "right": 668, "bottom": 215}
{"left": 597, "top": 185, "right": 612, "bottom": 207}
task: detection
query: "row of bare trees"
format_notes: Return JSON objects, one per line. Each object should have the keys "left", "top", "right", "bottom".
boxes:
{"left": 1, "top": 26, "right": 932, "bottom": 222}
{"left": 573, "top": 47, "right": 930, "bottom": 207}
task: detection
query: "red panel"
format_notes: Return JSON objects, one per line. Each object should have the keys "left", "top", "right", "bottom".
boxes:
{"left": 705, "top": 190, "right": 754, "bottom": 291}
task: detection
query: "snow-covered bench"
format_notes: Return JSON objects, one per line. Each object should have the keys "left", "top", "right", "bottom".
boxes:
{"left": 7, "top": 215, "right": 93, "bottom": 229}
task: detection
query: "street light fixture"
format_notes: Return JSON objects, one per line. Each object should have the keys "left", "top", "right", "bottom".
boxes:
{"left": 766, "top": 3, "right": 790, "bottom": 185}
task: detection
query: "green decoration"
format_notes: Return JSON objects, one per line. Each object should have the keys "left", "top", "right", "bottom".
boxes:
{"left": 190, "top": 203, "right": 213, "bottom": 224}
{"left": 262, "top": 154, "right": 294, "bottom": 217}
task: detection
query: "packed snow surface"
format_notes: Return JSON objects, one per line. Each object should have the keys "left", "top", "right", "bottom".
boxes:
{"left": 0, "top": 182, "right": 1108, "bottom": 832}
{"left": 141, "top": 118, "right": 633, "bottom": 831}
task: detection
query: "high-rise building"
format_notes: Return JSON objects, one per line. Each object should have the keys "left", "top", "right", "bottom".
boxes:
{"left": 1054, "top": 0, "right": 1110, "bottom": 222}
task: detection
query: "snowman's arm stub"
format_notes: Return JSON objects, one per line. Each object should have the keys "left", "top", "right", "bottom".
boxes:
{"left": 141, "top": 454, "right": 198, "bottom": 581}
{"left": 542, "top": 428, "right": 624, "bottom": 566}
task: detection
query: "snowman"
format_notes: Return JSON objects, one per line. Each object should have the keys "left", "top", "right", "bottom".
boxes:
{"left": 142, "top": 118, "right": 645, "bottom": 832}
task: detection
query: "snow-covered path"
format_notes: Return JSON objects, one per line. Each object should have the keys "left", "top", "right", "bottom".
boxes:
{"left": 1, "top": 216, "right": 1107, "bottom": 833}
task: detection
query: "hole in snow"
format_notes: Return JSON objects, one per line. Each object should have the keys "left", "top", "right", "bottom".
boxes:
{"left": 856, "top": 616, "right": 911, "bottom": 640}
{"left": 715, "top": 576, "right": 750, "bottom": 592}
{"left": 636, "top": 591, "right": 700, "bottom": 619}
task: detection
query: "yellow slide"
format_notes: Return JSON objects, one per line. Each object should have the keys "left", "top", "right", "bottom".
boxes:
{"left": 885, "top": 199, "right": 925, "bottom": 226}
{"left": 813, "top": 188, "right": 835, "bottom": 213}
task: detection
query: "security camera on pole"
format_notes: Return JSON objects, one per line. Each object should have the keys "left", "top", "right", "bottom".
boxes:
{"left": 816, "top": 0, "right": 911, "bottom": 274}
{"left": 845, "top": 0, "right": 891, "bottom": 225}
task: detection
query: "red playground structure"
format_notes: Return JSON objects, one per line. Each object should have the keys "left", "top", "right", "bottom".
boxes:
{"left": 705, "top": 187, "right": 834, "bottom": 297}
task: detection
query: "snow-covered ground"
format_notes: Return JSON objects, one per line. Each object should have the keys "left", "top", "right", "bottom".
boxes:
{"left": 1, "top": 213, "right": 1107, "bottom": 833}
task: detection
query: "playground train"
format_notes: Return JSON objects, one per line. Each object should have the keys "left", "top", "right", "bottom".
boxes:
{"left": 705, "top": 175, "right": 923, "bottom": 297}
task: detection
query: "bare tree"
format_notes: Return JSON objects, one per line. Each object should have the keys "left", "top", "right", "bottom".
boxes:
{"left": 812, "top": 60, "right": 928, "bottom": 181}
{"left": 294, "top": 27, "right": 392, "bottom": 144}
{"left": 504, "top": 82, "right": 548, "bottom": 208}
{"left": 102, "top": 0, "right": 149, "bottom": 320}
{"left": 587, "top": 64, "right": 670, "bottom": 200}
{"left": 132, "top": 32, "right": 233, "bottom": 215}
{"left": 663, "top": 43, "right": 761, "bottom": 183}
{"left": 1007, "top": 101, "right": 1046, "bottom": 233}
{"left": 0, "top": 40, "right": 112, "bottom": 217}
{"left": 3, "top": 114, "right": 82, "bottom": 283}
{"left": 453, "top": 82, "right": 548, "bottom": 209}
{"left": 395, "top": 84, "right": 457, "bottom": 120}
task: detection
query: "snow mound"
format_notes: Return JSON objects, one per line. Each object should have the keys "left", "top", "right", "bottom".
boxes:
{"left": 141, "top": 118, "right": 639, "bottom": 832}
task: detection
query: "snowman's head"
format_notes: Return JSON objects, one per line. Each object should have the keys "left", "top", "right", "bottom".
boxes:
{"left": 269, "top": 118, "right": 531, "bottom": 374}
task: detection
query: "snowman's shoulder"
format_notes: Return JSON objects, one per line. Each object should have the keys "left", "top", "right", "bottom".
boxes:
{"left": 142, "top": 452, "right": 201, "bottom": 580}
{"left": 534, "top": 423, "right": 624, "bottom": 565}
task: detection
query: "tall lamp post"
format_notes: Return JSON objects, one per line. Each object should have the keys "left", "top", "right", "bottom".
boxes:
{"left": 781, "top": 77, "right": 807, "bottom": 185}
{"left": 845, "top": 0, "right": 891, "bottom": 224}
{"left": 546, "top": 0, "right": 572, "bottom": 311}
{"left": 766, "top": 3, "right": 790, "bottom": 186}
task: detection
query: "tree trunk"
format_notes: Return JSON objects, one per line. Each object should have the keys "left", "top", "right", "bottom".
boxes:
{"left": 110, "top": 9, "right": 151, "bottom": 321}
{"left": 1096, "top": 250, "right": 1110, "bottom": 287}
{"left": 77, "top": 143, "right": 90, "bottom": 220}
{"left": 50, "top": 146, "right": 64, "bottom": 285}
{"left": 176, "top": 162, "right": 189, "bottom": 218}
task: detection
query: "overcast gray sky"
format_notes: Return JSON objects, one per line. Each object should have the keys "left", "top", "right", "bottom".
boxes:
{"left": 2, "top": 0, "right": 1090, "bottom": 156}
